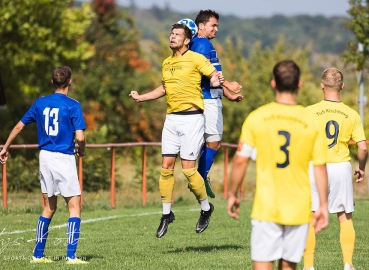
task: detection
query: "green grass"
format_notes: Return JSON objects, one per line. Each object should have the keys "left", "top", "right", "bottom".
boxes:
{"left": 0, "top": 197, "right": 368, "bottom": 269}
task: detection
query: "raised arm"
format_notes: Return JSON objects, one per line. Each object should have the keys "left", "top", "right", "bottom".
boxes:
{"left": 0, "top": 121, "right": 25, "bottom": 164}
{"left": 129, "top": 85, "right": 166, "bottom": 103}
{"left": 354, "top": 141, "right": 368, "bottom": 183}
{"left": 208, "top": 70, "right": 225, "bottom": 87}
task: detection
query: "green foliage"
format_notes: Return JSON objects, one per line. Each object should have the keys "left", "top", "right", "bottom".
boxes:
{"left": 4, "top": 153, "right": 39, "bottom": 192}
{"left": 343, "top": 0, "right": 369, "bottom": 70}
{"left": 0, "top": 0, "right": 94, "bottom": 142}
{"left": 74, "top": 1, "right": 165, "bottom": 143}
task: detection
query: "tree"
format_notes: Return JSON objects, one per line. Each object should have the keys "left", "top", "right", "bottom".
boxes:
{"left": 343, "top": 0, "right": 369, "bottom": 70}
{"left": 74, "top": 0, "right": 165, "bottom": 143}
{"left": 0, "top": 0, "right": 94, "bottom": 142}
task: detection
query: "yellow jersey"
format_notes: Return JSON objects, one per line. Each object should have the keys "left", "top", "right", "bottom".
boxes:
{"left": 239, "top": 102, "right": 327, "bottom": 225}
{"left": 306, "top": 100, "right": 366, "bottom": 163}
{"left": 162, "top": 50, "right": 216, "bottom": 113}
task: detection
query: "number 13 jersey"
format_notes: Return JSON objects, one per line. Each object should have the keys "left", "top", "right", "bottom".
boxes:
{"left": 306, "top": 100, "right": 366, "bottom": 163}
{"left": 239, "top": 102, "right": 327, "bottom": 225}
{"left": 21, "top": 93, "right": 86, "bottom": 155}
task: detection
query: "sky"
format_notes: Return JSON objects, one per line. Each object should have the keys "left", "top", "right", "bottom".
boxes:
{"left": 116, "top": 0, "right": 351, "bottom": 18}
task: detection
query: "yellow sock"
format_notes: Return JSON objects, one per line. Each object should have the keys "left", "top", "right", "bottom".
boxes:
{"left": 303, "top": 222, "right": 316, "bottom": 268}
{"left": 159, "top": 168, "right": 174, "bottom": 203}
{"left": 340, "top": 219, "right": 355, "bottom": 265}
{"left": 182, "top": 168, "right": 207, "bottom": 201}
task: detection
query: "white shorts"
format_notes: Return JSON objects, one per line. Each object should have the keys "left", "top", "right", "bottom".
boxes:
{"left": 251, "top": 219, "right": 309, "bottom": 263}
{"left": 39, "top": 150, "right": 81, "bottom": 197}
{"left": 203, "top": 99, "right": 223, "bottom": 142}
{"left": 161, "top": 113, "right": 204, "bottom": 160}
{"left": 309, "top": 161, "right": 354, "bottom": 213}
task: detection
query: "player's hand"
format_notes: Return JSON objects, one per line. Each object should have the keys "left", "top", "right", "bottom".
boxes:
{"left": 227, "top": 194, "right": 241, "bottom": 219}
{"left": 129, "top": 91, "right": 141, "bottom": 102}
{"left": 75, "top": 148, "right": 85, "bottom": 157}
{"left": 225, "top": 93, "right": 244, "bottom": 102}
{"left": 218, "top": 74, "right": 225, "bottom": 85}
{"left": 312, "top": 206, "right": 329, "bottom": 233}
{"left": 225, "top": 81, "right": 242, "bottom": 93}
{"left": 0, "top": 148, "right": 9, "bottom": 164}
{"left": 354, "top": 168, "right": 365, "bottom": 183}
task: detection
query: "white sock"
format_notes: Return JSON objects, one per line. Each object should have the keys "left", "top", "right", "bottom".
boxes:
{"left": 200, "top": 197, "right": 210, "bottom": 211}
{"left": 162, "top": 203, "right": 172, "bottom": 215}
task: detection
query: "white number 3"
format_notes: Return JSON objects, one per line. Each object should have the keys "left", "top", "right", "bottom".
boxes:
{"left": 43, "top": 107, "right": 59, "bottom": 136}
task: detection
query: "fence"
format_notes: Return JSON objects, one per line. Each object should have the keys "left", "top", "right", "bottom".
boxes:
{"left": 0, "top": 142, "right": 238, "bottom": 209}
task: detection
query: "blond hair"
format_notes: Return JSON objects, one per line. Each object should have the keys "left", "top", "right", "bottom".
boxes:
{"left": 321, "top": 67, "right": 343, "bottom": 90}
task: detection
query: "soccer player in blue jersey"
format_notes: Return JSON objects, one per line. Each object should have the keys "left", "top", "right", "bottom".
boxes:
{"left": 0, "top": 66, "right": 88, "bottom": 264}
{"left": 190, "top": 10, "right": 243, "bottom": 198}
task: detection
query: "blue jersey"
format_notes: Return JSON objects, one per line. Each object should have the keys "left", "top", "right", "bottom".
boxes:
{"left": 21, "top": 93, "right": 86, "bottom": 154}
{"left": 190, "top": 36, "right": 223, "bottom": 99}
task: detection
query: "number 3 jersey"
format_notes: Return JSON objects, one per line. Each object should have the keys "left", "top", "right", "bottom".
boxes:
{"left": 306, "top": 100, "right": 366, "bottom": 163}
{"left": 21, "top": 93, "right": 86, "bottom": 155}
{"left": 239, "top": 102, "right": 327, "bottom": 225}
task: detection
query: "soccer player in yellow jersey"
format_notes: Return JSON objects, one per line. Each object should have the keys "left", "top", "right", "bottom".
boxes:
{"left": 130, "top": 24, "right": 224, "bottom": 238}
{"left": 227, "top": 60, "right": 329, "bottom": 270}
{"left": 303, "top": 68, "right": 368, "bottom": 270}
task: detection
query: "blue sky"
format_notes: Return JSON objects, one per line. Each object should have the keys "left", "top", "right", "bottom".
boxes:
{"left": 117, "top": 0, "right": 351, "bottom": 18}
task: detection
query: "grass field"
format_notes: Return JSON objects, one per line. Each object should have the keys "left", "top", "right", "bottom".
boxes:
{"left": 1, "top": 195, "right": 368, "bottom": 269}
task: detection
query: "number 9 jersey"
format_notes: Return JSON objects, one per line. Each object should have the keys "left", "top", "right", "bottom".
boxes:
{"left": 306, "top": 100, "right": 366, "bottom": 162}
{"left": 238, "top": 102, "right": 327, "bottom": 225}
{"left": 21, "top": 93, "right": 86, "bottom": 155}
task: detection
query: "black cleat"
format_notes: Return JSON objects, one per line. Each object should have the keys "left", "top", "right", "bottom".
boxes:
{"left": 156, "top": 211, "right": 175, "bottom": 238}
{"left": 195, "top": 203, "right": 214, "bottom": 233}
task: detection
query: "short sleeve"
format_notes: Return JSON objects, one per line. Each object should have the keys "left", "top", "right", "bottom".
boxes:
{"left": 239, "top": 113, "right": 256, "bottom": 147}
{"left": 20, "top": 101, "right": 37, "bottom": 125}
{"left": 71, "top": 103, "right": 86, "bottom": 131}
{"left": 351, "top": 113, "right": 366, "bottom": 143}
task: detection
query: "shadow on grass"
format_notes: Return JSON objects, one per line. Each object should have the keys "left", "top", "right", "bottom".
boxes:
{"left": 167, "top": 245, "right": 244, "bottom": 253}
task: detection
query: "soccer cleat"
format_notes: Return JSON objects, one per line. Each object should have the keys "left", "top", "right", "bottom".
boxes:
{"left": 156, "top": 211, "right": 175, "bottom": 238}
{"left": 66, "top": 257, "right": 89, "bottom": 264}
{"left": 196, "top": 203, "right": 214, "bottom": 233}
{"left": 303, "top": 267, "right": 315, "bottom": 270}
{"left": 30, "top": 256, "right": 53, "bottom": 263}
{"left": 344, "top": 263, "right": 356, "bottom": 270}
{"left": 205, "top": 177, "right": 215, "bottom": 198}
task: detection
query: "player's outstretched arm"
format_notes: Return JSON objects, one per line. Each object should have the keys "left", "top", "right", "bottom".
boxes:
{"left": 209, "top": 70, "right": 224, "bottom": 87}
{"left": 223, "top": 80, "right": 242, "bottom": 94}
{"left": 312, "top": 164, "right": 329, "bottom": 233}
{"left": 227, "top": 153, "right": 249, "bottom": 220}
{"left": 129, "top": 85, "right": 166, "bottom": 103}
{"left": 354, "top": 141, "right": 368, "bottom": 183}
{"left": 0, "top": 121, "right": 25, "bottom": 164}
{"left": 75, "top": 130, "right": 86, "bottom": 157}
{"left": 223, "top": 86, "right": 244, "bottom": 102}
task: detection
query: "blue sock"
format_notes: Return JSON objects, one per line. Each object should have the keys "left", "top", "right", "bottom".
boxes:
{"left": 66, "top": 217, "right": 81, "bottom": 259}
{"left": 197, "top": 146, "right": 218, "bottom": 180}
{"left": 33, "top": 216, "right": 51, "bottom": 258}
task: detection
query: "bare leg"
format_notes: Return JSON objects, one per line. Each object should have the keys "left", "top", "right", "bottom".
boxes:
{"left": 278, "top": 259, "right": 297, "bottom": 270}
{"left": 253, "top": 261, "right": 274, "bottom": 270}
{"left": 41, "top": 194, "right": 57, "bottom": 218}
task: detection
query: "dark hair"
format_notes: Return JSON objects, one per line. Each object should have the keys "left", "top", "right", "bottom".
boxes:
{"left": 52, "top": 66, "right": 72, "bottom": 89}
{"left": 272, "top": 60, "right": 300, "bottom": 93}
{"left": 195, "top": 10, "right": 219, "bottom": 26}
{"left": 172, "top": 23, "right": 193, "bottom": 41}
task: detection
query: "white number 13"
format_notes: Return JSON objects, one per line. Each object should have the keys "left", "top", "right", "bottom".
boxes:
{"left": 43, "top": 107, "right": 59, "bottom": 136}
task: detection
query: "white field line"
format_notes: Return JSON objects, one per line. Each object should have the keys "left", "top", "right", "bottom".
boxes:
{"left": 2, "top": 208, "right": 199, "bottom": 235}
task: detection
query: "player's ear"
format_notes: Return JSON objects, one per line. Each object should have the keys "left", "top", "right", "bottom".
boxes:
{"left": 184, "top": 38, "right": 190, "bottom": 46}
{"left": 320, "top": 82, "right": 324, "bottom": 90}
{"left": 341, "top": 82, "right": 344, "bottom": 90}
{"left": 298, "top": 80, "right": 302, "bottom": 89}
{"left": 198, "top": 22, "right": 204, "bottom": 31}
{"left": 270, "top": 79, "right": 276, "bottom": 90}
{"left": 68, "top": 79, "right": 72, "bottom": 86}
